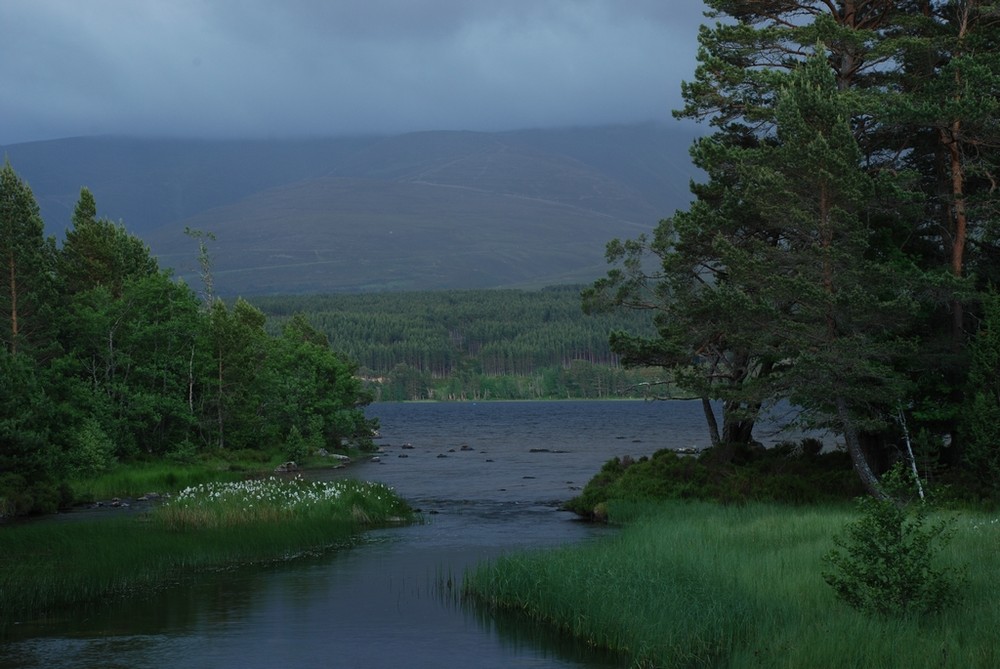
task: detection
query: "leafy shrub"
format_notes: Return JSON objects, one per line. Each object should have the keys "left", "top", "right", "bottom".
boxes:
{"left": 562, "top": 454, "right": 632, "bottom": 515}
{"left": 822, "top": 466, "right": 964, "bottom": 616}
{"left": 69, "top": 418, "right": 116, "bottom": 476}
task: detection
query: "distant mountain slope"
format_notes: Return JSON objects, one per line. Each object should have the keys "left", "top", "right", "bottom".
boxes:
{"left": 152, "top": 175, "right": 657, "bottom": 293}
{"left": 2, "top": 124, "right": 699, "bottom": 293}
{"left": 1, "top": 136, "right": 379, "bottom": 236}
{"left": 502, "top": 124, "right": 697, "bottom": 215}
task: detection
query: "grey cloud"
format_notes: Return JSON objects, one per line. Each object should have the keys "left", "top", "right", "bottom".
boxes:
{"left": 1, "top": 0, "right": 710, "bottom": 144}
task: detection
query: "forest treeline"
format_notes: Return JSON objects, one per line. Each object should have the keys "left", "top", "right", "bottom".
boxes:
{"left": 0, "top": 168, "right": 376, "bottom": 516}
{"left": 249, "top": 288, "right": 664, "bottom": 401}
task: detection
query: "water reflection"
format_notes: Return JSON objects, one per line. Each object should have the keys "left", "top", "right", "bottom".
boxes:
{"left": 471, "top": 605, "right": 626, "bottom": 669}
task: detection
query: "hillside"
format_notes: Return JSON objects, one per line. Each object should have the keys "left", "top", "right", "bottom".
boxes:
{"left": 2, "top": 124, "right": 699, "bottom": 293}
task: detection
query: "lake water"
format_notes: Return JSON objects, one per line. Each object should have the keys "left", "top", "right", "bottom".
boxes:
{"left": 0, "top": 400, "right": 789, "bottom": 668}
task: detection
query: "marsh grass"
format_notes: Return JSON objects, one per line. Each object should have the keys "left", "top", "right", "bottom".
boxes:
{"left": 69, "top": 462, "right": 250, "bottom": 501}
{"left": 465, "top": 501, "right": 1000, "bottom": 668}
{"left": 1, "top": 477, "right": 412, "bottom": 621}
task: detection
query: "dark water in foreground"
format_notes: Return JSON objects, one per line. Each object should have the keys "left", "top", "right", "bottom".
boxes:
{"left": 0, "top": 400, "right": 766, "bottom": 669}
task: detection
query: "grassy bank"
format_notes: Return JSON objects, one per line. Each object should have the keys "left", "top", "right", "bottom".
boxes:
{"left": 464, "top": 500, "right": 1000, "bottom": 668}
{"left": 1, "top": 477, "right": 413, "bottom": 621}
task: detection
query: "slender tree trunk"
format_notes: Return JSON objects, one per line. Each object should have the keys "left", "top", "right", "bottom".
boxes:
{"left": 188, "top": 344, "right": 195, "bottom": 414}
{"left": 946, "top": 5, "right": 971, "bottom": 344}
{"left": 837, "top": 396, "right": 887, "bottom": 499}
{"left": 701, "top": 396, "right": 721, "bottom": 448}
{"left": 944, "top": 122, "right": 967, "bottom": 344}
{"left": 947, "top": 124, "right": 968, "bottom": 279}
{"left": 721, "top": 399, "right": 757, "bottom": 445}
{"left": 818, "top": 183, "right": 887, "bottom": 497}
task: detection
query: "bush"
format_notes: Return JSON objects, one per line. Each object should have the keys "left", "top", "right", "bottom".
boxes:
{"left": 822, "top": 466, "right": 964, "bottom": 617}
{"left": 284, "top": 425, "right": 311, "bottom": 463}
{"left": 0, "top": 473, "right": 29, "bottom": 517}
{"left": 165, "top": 439, "right": 199, "bottom": 464}
{"left": 0, "top": 474, "right": 70, "bottom": 517}
{"left": 69, "top": 418, "right": 116, "bottom": 476}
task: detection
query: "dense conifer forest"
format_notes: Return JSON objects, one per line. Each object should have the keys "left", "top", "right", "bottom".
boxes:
{"left": 250, "top": 288, "right": 663, "bottom": 401}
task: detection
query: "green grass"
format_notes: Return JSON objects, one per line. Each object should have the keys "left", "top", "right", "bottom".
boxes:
{"left": 69, "top": 462, "right": 249, "bottom": 501}
{"left": 464, "top": 500, "right": 1000, "bottom": 668}
{"left": 0, "top": 477, "right": 413, "bottom": 621}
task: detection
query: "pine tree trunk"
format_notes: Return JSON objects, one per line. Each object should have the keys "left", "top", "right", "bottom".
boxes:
{"left": 701, "top": 397, "right": 721, "bottom": 448}
{"left": 837, "top": 396, "right": 886, "bottom": 499}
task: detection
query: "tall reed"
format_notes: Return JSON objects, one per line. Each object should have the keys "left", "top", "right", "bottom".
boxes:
{"left": 465, "top": 501, "right": 1000, "bottom": 668}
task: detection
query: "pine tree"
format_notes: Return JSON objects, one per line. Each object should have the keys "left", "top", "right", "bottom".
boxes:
{"left": 0, "top": 162, "right": 57, "bottom": 357}
{"left": 60, "top": 188, "right": 158, "bottom": 297}
{"left": 737, "top": 55, "right": 917, "bottom": 495}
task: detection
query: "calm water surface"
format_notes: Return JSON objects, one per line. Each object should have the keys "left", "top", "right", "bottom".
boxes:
{"left": 1, "top": 400, "right": 747, "bottom": 669}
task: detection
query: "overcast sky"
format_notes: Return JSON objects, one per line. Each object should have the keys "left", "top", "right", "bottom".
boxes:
{"left": 1, "top": 1, "right": 710, "bottom": 145}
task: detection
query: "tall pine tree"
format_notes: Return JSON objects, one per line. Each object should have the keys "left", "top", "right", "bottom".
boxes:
{"left": 0, "top": 162, "right": 57, "bottom": 358}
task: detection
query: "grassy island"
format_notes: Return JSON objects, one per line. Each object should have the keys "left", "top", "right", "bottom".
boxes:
{"left": 0, "top": 476, "right": 414, "bottom": 622}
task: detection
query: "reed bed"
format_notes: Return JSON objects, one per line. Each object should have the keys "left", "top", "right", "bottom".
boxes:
{"left": 464, "top": 501, "right": 1000, "bottom": 668}
{"left": 0, "top": 477, "right": 412, "bottom": 621}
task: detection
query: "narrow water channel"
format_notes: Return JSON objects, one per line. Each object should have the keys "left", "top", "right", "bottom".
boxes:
{"left": 0, "top": 400, "right": 736, "bottom": 668}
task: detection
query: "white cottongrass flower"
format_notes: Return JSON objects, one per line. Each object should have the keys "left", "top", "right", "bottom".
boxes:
{"left": 160, "top": 476, "right": 401, "bottom": 524}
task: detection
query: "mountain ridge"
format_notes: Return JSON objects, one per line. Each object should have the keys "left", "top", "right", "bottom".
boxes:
{"left": 2, "top": 123, "right": 699, "bottom": 294}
